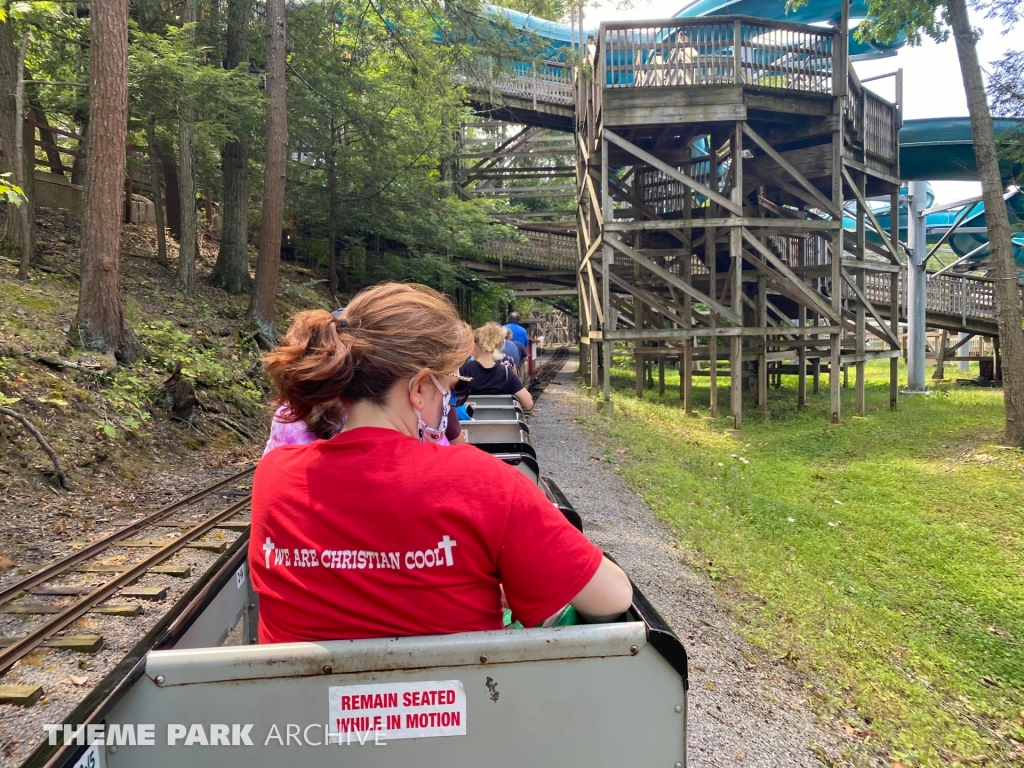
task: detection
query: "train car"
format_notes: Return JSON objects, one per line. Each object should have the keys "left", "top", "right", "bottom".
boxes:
{"left": 34, "top": 401, "right": 689, "bottom": 768}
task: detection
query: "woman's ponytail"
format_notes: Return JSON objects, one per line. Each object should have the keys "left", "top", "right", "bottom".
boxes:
{"left": 264, "top": 283, "right": 474, "bottom": 417}
{"left": 263, "top": 310, "right": 361, "bottom": 424}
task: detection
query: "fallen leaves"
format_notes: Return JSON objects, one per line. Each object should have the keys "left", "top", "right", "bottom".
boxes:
{"left": 0, "top": 555, "right": 17, "bottom": 570}
{"left": 704, "top": 681, "right": 716, "bottom": 691}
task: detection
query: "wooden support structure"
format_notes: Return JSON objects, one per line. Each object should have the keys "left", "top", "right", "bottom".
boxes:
{"left": 575, "top": 14, "right": 903, "bottom": 426}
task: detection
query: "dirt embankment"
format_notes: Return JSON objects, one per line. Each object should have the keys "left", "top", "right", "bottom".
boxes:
{"left": 0, "top": 208, "right": 329, "bottom": 574}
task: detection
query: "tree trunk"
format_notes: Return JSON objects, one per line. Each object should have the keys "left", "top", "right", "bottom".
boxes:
{"left": 210, "top": 0, "right": 252, "bottom": 294}
{"left": 246, "top": 0, "right": 287, "bottom": 342}
{"left": 72, "top": 0, "right": 139, "bottom": 365}
{"left": 14, "top": 32, "right": 31, "bottom": 279}
{"left": 160, "top": 142, "right": 182, "bottom": 240}
{"left": 146, "top": 116, "right": 167, "bottom": 267}
{"left": 947, "top": 0, "right": 1024, "bottom": 446}
{"left": 327, "top": 125, "right": 338, "bottom": 298}
{"left": 175, "top": 0, "right": 199, "bottom": 296}
{"left": 0, "top": 15, "right": 32, "bottom": 257}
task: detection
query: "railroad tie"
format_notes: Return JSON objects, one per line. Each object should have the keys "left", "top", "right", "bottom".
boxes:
{"left": 0, "top": 634, "right": 104, "bottom": 653}
{"left": 70, "top": 539, "right": 228, "bottom": 553}
{"left": 119, "top": 586, "right": 167, "bottom": 601}
{"left": 70, "top": 564, "right": 192, "bottom": 577}
{"left": 0, "top": 604, "right": 142, "bottom": 616}
{"left": 0, "top": 684, "right": 43, "bottom": 706}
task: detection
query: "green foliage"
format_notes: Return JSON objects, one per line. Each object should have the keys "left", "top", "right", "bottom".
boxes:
{"left": 583, "top": 357, "right": 1024, "bottom": 765}
{"left": 989, "top": 49, "right": 1024, "bottom": 186}
{"left": 284, "top": 0, "right": 514, "bottom": 305}
{"left": 129, "top": 22, "right": 265, "bottom": 146}
{"left": 0, "top": 173, "right": 25, "bottom": 205}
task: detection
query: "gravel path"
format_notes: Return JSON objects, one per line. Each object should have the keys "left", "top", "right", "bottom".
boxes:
{"left": 529, "top": 359, "right": 856, "bottom": 768}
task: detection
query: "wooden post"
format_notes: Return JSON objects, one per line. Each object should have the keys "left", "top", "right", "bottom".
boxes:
{"left": 601, "top": 135, "right": 612, "bottom": 402}
{"left": 635, "top": 352, "right": 644, "bottom": 398}
{"left": 707, "top": 214, "right": 718, "bottom": 418}
{"left": 829, "top": 0, "right": 849, "bottom": 424}
{"left": 855, "top": 170, "right": 867, "bottom": 415}
{"left": 798, "top": 305, "right": 808, "bottom": 406}
{"left": 757, "top": 273, "right": 768, "bottom": 416}
{"left": 731, "top": 122, "right": 744, "bottom": 430}
{"left": 682, "top": 166, "right": 694, "bottom": 412}
{"left": 658, "top": 356, "right": 665, "bottom": 396}
{"left": 932, "top": 329, "right": 949, "bottom": 379}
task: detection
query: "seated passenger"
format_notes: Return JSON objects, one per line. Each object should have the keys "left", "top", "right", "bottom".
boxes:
{"left": 251, "top": 283, "right": 631, "bottom": 643}
{"left": 502, "top": 328, "right": 523, "bottom": 368}
{"left": 263, "top": 304, "right": 466, "bottom": 453}
{"left": 461, "top": 322, "right": 534, "bottom": 410}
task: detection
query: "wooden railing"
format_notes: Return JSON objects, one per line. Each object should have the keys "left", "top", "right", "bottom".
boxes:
{"left": 864, "top": 271, "right": 1013, "bottom": 326}
{"left": 846, "top": 70, "right": 900, "bottom": 165}
{"left": 480, "top": 230, "right": 577, "bottom": 270}
{"left": 461, "top": 59, "right": 574, "bottom": 108}
{"left": 600, "top": 17, "right": 834, "bottom": 95}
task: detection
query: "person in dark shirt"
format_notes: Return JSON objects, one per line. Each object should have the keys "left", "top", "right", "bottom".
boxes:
{"left": 504, "top": 312, "right": 529, "bottom": 348}
{"left": 461, "top": 323, "right": 534, "bottom": 409}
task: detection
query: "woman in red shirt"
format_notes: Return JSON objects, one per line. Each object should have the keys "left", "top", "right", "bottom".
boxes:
{"left": 251, "top": 283, "right": 632, "bottom": 643}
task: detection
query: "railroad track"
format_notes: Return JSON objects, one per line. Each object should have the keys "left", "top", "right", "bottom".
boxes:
{"left": 0, "top": 467, "right": 254, "bottom": 682}
{"left": 529, "top": 346, "right": 570, "bottom": 396}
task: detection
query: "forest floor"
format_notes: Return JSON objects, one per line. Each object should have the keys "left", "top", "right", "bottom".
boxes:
{"left": 0, "top": 207, "right": 333, "bottom": 578}
{"left": 577, "top": 356, "right": 1024, "bottom": 767}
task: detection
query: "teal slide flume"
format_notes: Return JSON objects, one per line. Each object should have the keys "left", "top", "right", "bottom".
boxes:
{"left": 676, "top": 0, "right": 906, "bottom": 58}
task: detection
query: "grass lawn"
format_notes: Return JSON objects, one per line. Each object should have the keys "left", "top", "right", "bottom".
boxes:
{"left": 577, "top": 357, "right": 1024, "bottom": 766}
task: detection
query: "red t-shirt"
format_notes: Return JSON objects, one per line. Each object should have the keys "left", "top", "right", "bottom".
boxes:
{"left": 249, "top": 427, "right": 603, "bottom": 643}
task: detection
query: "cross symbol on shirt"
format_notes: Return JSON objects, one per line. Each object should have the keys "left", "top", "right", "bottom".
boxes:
{"left": 263, "top": 537, "right": 275, "bottom": 568}
{"left": 437, "top": 535, "right": 457, "bottom": 566}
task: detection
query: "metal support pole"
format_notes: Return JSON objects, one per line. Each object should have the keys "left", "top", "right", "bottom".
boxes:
{"left": 958, "top": 332, "right": 971, "bottom": 373}
{"left": 906, "top": 180, "right": 928, "bottom": 393}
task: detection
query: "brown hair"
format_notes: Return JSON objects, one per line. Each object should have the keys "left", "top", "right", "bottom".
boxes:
{"left": 473, "top": 322, "right": 506, "bottom": 354}
{"left": 264, "top": 283, "right": 473, "bottom": 424}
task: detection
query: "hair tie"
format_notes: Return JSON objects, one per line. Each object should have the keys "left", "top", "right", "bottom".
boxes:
{"left": 338, "top": 318, "right": 350, "bottom": 329}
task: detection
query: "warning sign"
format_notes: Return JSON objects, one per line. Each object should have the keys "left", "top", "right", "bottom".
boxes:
{"left": 327, "top": 680, "right": 467, "bottom": 741}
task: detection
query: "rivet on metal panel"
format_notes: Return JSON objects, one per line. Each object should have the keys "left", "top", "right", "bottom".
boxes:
{"left": 323, "top": 665, "right": 333, "bottom": 674}
{"left": 479, "top": 655, "right": 488, "bottom": 663}
{"left": 629, "top": 645, "right": 639, "bottom": 655}
{"left": 154, "top": 675, "right": 166, "bottom": 686}
{"left": 675, "top": 705, "right": 682, "bottom": 713}
{"left": 675, "top": 762, "right": 683, "bottom": 768}
{"left": 249, "top": 603, "right": 256, "bottom": 609}
{"left": 108, "top": 746, "right": 117, "bottom": 754}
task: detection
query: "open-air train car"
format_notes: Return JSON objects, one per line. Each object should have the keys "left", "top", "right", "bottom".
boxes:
{"left": 40, "top": 397, "right": 688, "bottom": 768}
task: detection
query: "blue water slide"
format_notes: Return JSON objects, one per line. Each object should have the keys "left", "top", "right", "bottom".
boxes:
{"left": 675, "top": 0, "right": 906, "bottom": 58}
{"left": 842, "top": 119, "right": 1024, "bottom": 268}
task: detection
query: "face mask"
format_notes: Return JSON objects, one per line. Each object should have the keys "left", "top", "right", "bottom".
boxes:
{"left": 409, "top": 375, "right": 450, "bottom": 443}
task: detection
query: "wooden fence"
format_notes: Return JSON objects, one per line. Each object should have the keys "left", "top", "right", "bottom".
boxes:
{"left": 600, "top": 17, "right": 835, "bottom": 94}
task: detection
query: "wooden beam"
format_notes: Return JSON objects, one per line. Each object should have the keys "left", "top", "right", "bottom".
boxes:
{"left": 741, "top": 230, "right": 841, "bottom": 324}
{"left": 841, "top": 167, "right": 901, "bottom": 265}
{"left": 742, "top": 123, "right": 842, "bottom": 219}
{"left": 607, "top": 271, "right": 689, "bottom": 328}
{"left": 604, "top": 235, "right": 741, "bottom": 324}
{"left": 604, "top": 130, "right": 742, "bottom": 216}
{"left": 840, "top": 268, "right": 901, "bottom": 348}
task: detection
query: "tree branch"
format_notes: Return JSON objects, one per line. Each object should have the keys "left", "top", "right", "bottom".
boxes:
{"left": 0, "top": 407, "right": 71, "bottom": 489}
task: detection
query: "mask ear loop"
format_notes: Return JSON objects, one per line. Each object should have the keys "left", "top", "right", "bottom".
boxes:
{"left": 408, "top": 373, "right": 450, "bottom": 443}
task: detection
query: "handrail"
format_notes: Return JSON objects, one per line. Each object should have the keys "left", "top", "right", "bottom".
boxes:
{"left": 596, "top": 16, "right": 835, "bottom": 96}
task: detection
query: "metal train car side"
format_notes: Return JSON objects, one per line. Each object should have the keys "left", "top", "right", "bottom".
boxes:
{"left": 36, "top": 396, "right": 689, "bottom": 768}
